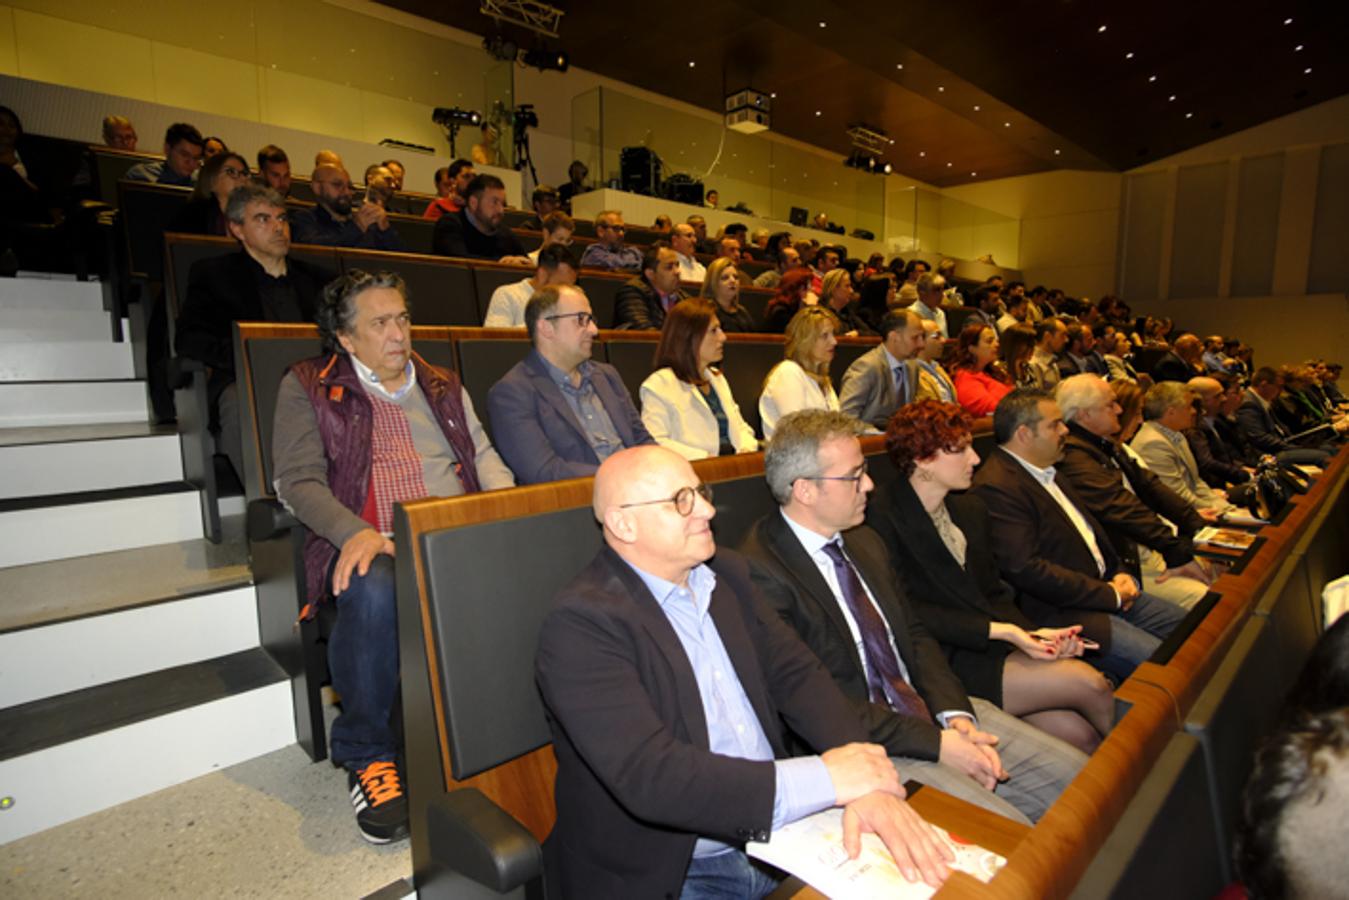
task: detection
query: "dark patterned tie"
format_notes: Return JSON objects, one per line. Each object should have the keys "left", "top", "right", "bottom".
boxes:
{"left": 821, "top": 542, "right": 932, "bottom": 721}
{"left": 893, "top": 364, "right": 909, "bottom": 406}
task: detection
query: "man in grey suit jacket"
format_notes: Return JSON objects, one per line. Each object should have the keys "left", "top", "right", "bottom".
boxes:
{"left": 839, "top": 309, "right": 926, "bottom": 430}
{"left": 488, "top": 284, "right": 653, "bottom": 484}
{"left": 1130, "top": 381, "right": 1229, "bottom": 512}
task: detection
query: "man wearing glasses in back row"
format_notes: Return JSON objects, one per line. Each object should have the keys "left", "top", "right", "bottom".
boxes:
{"left": 488, "top": 284, "right": 653, "bottom": 484}
{"left": 579, "top": 209, "right": 644, "bottom": 271}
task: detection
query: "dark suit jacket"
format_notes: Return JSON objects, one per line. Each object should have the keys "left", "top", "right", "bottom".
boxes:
{"left": 431, "top": 207, "right": 524, "bottom": 260}
{"left": 1151, "top": 351, "right": 1197, "bottom": 384}
{"left": 1186, "top": 421, "right": 1252, "bottom": 487}
{"left": 175, "top": 250, "right": 332, "bottom": 403}
{"left": 486, "top": 350, "right": 652, "bottom": 484}
{"left": 739, "top": 512, "right": 971, "bottom": 762}
{"left": 613, "top": 277, "right": 685, "bottom": 330}
{"left": 1058, "top": 423, "right": 1204, "bottom": 573}
{"left": 1236, "top": 391, "right": 1294, "bottom": 454}
{"left": 970, "top": 447, "right": 1123, "bottom": 649}
{"left": 865, "top": 481, "right": 1027, "bottom": 706}
{"left": 536, "top": 547, "right": 868, "bottom": 899}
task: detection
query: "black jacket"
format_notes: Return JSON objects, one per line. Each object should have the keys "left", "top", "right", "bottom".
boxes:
{"left": 431, "top": 207, "right": 524, "bottom": 260}
{"left": 613, "top": 276, "right": 685, "bottom": 330}
{"left": 1186, "top": 421, "right": 1252, "bottom": 487}
{"left": 1151, "top": 351, "right": 1199, "bottom": 384}
{"left": 865, "top": 480, "right": 1027, "bottom": 706}
{"left": 1058, "top": 422, "right": 1205, "bottom": 574}
{"left": 739, "top": 512, "right": 972, "bottom": 762}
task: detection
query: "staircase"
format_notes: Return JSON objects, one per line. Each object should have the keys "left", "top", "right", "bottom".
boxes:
{"left": 0, "top": 275, "right": 295, "bottom": 845}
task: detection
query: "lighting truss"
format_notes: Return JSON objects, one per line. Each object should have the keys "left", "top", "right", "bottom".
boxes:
{"left": 846, "top": 124, "right": 889, "bottom": 156}
{"left": 479, "top": 0, "right": 564, "bottom": 38}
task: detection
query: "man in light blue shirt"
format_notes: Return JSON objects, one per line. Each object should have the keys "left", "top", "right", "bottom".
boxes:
{"left": 536, "top": 445, "right": 952, "bottom": 898}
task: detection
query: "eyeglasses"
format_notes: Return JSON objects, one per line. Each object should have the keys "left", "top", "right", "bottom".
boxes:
{"left": 544, "top": 311, "right": 595, "bottom": 328}
{"left": 619, "top": 482, "right": 713, "bottom": 517}
{"left": 805, "top": 462, "right": 869, "bottom": 492}
{"left": 221, "top": 166, "right": 248, "bottom": 179}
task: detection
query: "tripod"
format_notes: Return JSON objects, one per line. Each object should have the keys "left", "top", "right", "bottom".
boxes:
{"left": 513, "top": 126, "right": 538, "bottom": 190}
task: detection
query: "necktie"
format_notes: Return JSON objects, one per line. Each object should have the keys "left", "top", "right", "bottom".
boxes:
{"left": 820, "top": 542, "right": 932, "bottom": 721}
{"left": 893, "top": 364, "right": 909, "bottom": 406}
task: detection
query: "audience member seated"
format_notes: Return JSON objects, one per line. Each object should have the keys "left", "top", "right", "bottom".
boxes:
{"left": 713, "top": 236, "right": 754, "bottom": 286}
{"left": 909, "top": 273, "right": 950, "bottom": 338}
{"left": 102, "top": 114, "right": 137, "bottom": 150}
{"left": 175, "top": 183, "right": 333, "bottom": 477}
{"left": 1201, "top": 335, "right": 1234, "bottom": 374}
{"left": 652, "top": 214, "right": 672, "bottom": 232}
{"left": 699, "top": 257, "right": 756, "bottom": 333}
{"left": 422, "top": 159, "right": 472, "bottom": 221}
{"left": 1000, "top": 323, "right": 1039, "bottom": 389}
{"left": 1187, "top": 375, "right": 1258, "bottom": 508}
{"left": 1151, "top": 333, "right": 1205, "bottom": 383}
{"left": 1131, "top": 382, "right": 1233, "bottom": 514}
{"left": 614, "top": 244, "right": 686, "bottom": 331}
{"left": 362, "top": 163, "right": 397, "bottom": 207}
{"left": 579, "top": 210, "right": 643, "bottom": 271}
{"left": 380, "top": 158, "right": 405, "bottom": 192}
{"left": 291, "top": 164, "right": 404, "bottom": 251}
{"left": 1102, "top": 332, "right": 1140, "bottom": 383}
{"left": 1235, "top": 708, "right": 1349, "bottom": 900}
{"left": 740, "top": 410, "right": 1087, "bottom": 822}
{"left": 996, "top": 293, "right": 1028, "bottom": 334}
{"left": 951, "top": 322, "right": 1012, "bottom": 417}
{"left": 0, "top": 106, "right": 48, "bottom": 227}
{"left": 202, "top": 136, "right": 227, "bottom": 160}
{"left": 856, "top": 274, "right": 897, "bottom": 334}
{"left": 1236, "top": 367, "right": 1333, "bottom": 466}
{"left": 971, "top": 389, "right": 1188, "bottom": 681}
{"left": 518, "top": 183, "right": 560, "bottom": 231}
{"left": 670, "top": 222, "right": 706, "bottom": 283}
{"left": 469, "top": 123, "right": 503, "bottom": 167}
{"left": 763, "top": 268, "right": 814, "bottom": 333}
{"left": 840, "top": 309, "right": 926, "bottom": 431}
{"left": 123, "top": 122, "right": 204, "bottom": 186}
{"left": 915, "top": 320, "right": 957, "bottom": 405}
{"left": 527, "top": 210, "right": 574, "bottom": 264}
{"left": 1028, "top": 318, "right": 1067, "bottom": 391}
{"left": 482, "top": 243, "right": 579, "bottom": 328}
{"left": 1024, "top": 285, "right": 1048, "bottom": 323}
{"left": 271, "top": 270, "right": 514, "bottom": 843}
{"left": 1058, "top": 323, "right": 1106, "bottom": 378}
{"left": 820, "top": 269, "right": 874, "bottom": 337}
{"left": 867, "top": 401, "right": 1114, "bottom": 753}
{"left": 759, "top": 307, "right": 842, "bottom": 439}
{"left": 487, "top": 284, "right": 652, "bottom": 484}
{"left": 256, "top": 144, "right": 292, "bottom": 197}
{"left": 430, "top": 173, "right": 528, "bottom": 263}
{"left": 687, "top": 213, "right": 714, "bottom": 254}
{"left": 1056, "top": 375, "right": 1215, "bottom": 611}
{"left": 167, "top": 151, "right": 251, "bottom": 237}
{"left": 1274, "top": 365, "right": 1349, "bottom": 439}
{"left": 555, "top": 159, "right": 589, "bottom": 210}
{"left": 640, "top": 299, "right": 757, "bottom": 458}
{"left": 754, "top": 237, "right": 799, "bottom": 289}
{"left": 536, "top": 444, "right": 954, "bottom": 898}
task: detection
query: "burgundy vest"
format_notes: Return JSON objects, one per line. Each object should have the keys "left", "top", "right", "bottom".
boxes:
{"left": 290, "top": 351, "right": 481, "bottom": 606}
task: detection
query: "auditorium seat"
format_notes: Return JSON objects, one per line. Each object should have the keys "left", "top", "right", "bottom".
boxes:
{"left": 452, "top": 333, "right": 532, "bottom": 439}
{"left": 576, "top": 273, "right": 628, "bottom": 329}
{"left": 470, "top": 264, "right": 532, "bottom": 321}
{"left": 717, "top": 338, "right": 793, "bottom": 436}
{"left": 944, "top": 305, "right": 983, "bottom": 337}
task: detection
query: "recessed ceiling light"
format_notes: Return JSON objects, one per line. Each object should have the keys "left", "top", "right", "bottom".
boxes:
{"left": 1125, "top": 51, "right": 1135, "bottom": 59}
{"left": 970, "top": 171, "right": 978, "bottom": 176}
{"left": 814, "top": 110, "right": 822, "bottom": 116}
{"left": 818, "top": 20, "right": 826, "bottom": 27}
{"left": 1149, "top": 75, "right": 1158, "bottom": 83}
{"left": 688, "top": 61, "right": 696, "bottom": 67}
{"left": 896, "top": 63, "right": 904, "bottom": 70}
{"left": 937, "top": 86, "right": 945, "bottom": 92}
{"left": 1054, "top": 149, "right": 1061, "bottom": 155}
{"left": 1168, "top": 94, "right": 1177, "bottom": 102}
{"left": 1185, "top": 112, "right": 1194, "bottom": 119}
{"left": 1003, "top": 121, "right": 1011, "bottom": 127}
{"left": 1097, "top": 25, "right": 1107, "bottom": 33}
{"left": 1305, "top": 67, "right": 1313, "bottom": 74}
{"left": 946, "top": 162, "right": 953, "bottom": 168}
{"left": 919, "top": 151, "right": 926, "bottom": 157}
{"left": 770, "top": 92, "right": 777, "bottom": 98}
{"left": 1284, "top": 17, "right": 1293, "bottom": 25}
{"left": 1295, "top": 44, "right": 1304, "bottom": 51}
{"left": 973, "top": 105, "right": 981, "bottom": 111}
{"left": 888, "top": 138, "right": 895, "bottom": 144}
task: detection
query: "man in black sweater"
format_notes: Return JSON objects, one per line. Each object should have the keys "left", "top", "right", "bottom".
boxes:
{"left": 431, "top": 173, "right": 531, "bottom": 264}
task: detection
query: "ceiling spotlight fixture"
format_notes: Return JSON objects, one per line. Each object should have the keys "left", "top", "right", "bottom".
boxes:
{"left": 688, "top": 61, "right": 696, "bottom": 68}
{"left": 896, "top": 63, "right": 904, "bottom": 70}
{"left": 1053, "top": 149, "right": 1061, "bottom": 155}
{"left": 1148, "top": 75, "right": 1158, "bottom": 83}
{"left": 1003, "top": 121, "right": 1011, "bottom": 127}
{"left": 970, "top": 171, "right": 977, "bottom": 177}
{"left": 482, "top": 33, "right": 519, "bottom": 62}
{"left": 937, "top": 86, "right": 945, "bottom": 92}
{"left": 818, "top": 20, "right": 826, "bottom": 27}
{"left": 1168, "top": 94, "right": 1177, "bottom": 102}
{"left": 1295, "top": 44, "right": 1304, "bottom": 51}
{"left": 1304, "top": 67, "right": 1313, "bottom": 74}
{"left": 1097, "top": 25, "right": 1107, "bottom": 33}
{"left": 973, "top": 105, "right": 981, "bottom": 111}
{"left": 1185, "top": 112, "right": 1194, "bottom": 119}
{"left": 842, "top": 149, "right": 890, "bottom": 176}
{"left": 520, "top": 47, "right": 569, "bottom": 72}
{"left": 815, "top": 110, "right": 822, "bottom": 116}
{"left": 770, "top": 92, "right": 777, "bottom": 98}
{"left": 1284, "top": 17, "right": 1293, "bottom": 25}
{"left": 919, "top": 151, "right": 926, "bottom": 157}
{"left": 946, "top": 162, "right": 953, "bottom": 168}
{"left": 1125, "top": 51, "right": 1135, "bottom": 59}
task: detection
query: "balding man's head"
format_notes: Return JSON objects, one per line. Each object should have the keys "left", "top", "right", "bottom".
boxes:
{"left": 311, "top": 164, "right": 354, "bottom": 216}
{"left": 1189, "top": 376, "right": 1225, "bottom": 416}
{"left": 1175, "top": 333, "right": 1203, "bottom": 362}
{"left": 594, "top": 446, "right": 716, "bottom": 584}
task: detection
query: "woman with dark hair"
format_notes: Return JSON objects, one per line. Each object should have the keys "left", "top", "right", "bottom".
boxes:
{"left": 762, "top": 267, "right": 814, "bottom": 333}
{"left": 999, "top": 322, "right": 1038, "bottom": 388}
{"left": 867, "top": 400, "right": 1114, "bottom": 752}
{"left": 856, "top": 273, "right": 896, "bottom": 333}
{"left": 759, "top": 305, "right": 841, "bottom": 438}
{"left": 168, "top": 151, "right": 251, "bottom": 236}
{"left": 0, "top": 105, "right": 48, "bottom": 226}
{"left": 950, "top": 322, "right": 1012, "bottom": 417}
{"left": 1112, "top": 379, "right": 1146, "bottom": 442}
{"left": 639, "top": 299, "right": 757, "bottom": 458}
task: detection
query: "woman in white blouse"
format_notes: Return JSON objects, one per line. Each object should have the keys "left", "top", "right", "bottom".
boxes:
{"left": 640, "top": 299, "right": 758, "bottom": 459}
{"left": 759, "top": 306, "right": 842, "bottom": 438}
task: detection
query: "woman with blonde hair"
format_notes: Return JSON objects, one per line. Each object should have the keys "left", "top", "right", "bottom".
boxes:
{"left": 758, "top": 306, "right": 842, "bottom": 438}
{"left": 699, "top": 257, "right": 756, "bottom": 332}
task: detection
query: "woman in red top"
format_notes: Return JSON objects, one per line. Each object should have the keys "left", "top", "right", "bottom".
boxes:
{"left": 950, "top": 322, "right": 1013, "bottom": 417}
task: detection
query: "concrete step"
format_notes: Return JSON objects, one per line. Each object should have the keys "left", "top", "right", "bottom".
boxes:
{"left": 0, "top": 483, "right": 203, "bottom": 567}
{"left": 0, "top": 432, "right": 183, "bottom": 499}
{"left": 0, "top": 381, "right": 148, "bottom": 427}
{"left": 0, "top": 308, "right": 120, "bottom": 342}
{"left": 0, "top": 586, "right": 260, "bottom": 709}
{"left": 0, "top": 276, "right": 105, "bottom": 312}
{"left": 0, "top": 341, "right": 135, "bottom": 381}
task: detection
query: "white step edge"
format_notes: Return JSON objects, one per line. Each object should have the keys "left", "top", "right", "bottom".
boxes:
{"left": 0, "top": 587, "right": 260, "bottom": 709}
{"left": 0, "top": 682, "right": 295, "bottom": 844}
{"left": 0, "top": 277, "right": 105, "bottom": 312}
{"left": 0, "top": 434, "right": 183, "bottom": 499}
{"left": 0, "top": 490, "right": 203, "bottom": 568}
{"left": 0, "top": 381, "right": 147, "bottom": 427}
{"left": 0, "top": 342, "right": 135, "bottom": 381}
{"left": 0, "top": 308, "right": 114, "bottom": 342}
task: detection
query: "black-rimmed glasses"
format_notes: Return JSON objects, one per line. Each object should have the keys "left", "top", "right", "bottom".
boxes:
{"left": 618, "top": 483, "right": 713, "bottom": 516}
{"left": 806, "top": 462, "right": 869, "bottom": 492}
{"left": 544, "top": 311, "right": 595, "bottom": 328}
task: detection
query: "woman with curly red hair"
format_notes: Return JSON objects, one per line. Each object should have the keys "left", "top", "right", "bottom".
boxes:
{"left": 865, "top": 400, "right": 1114, "bottom": 752}
{"left": 762, "top": 268, "right": 815, "bottom": 333}
{"left": 950, "top": 322, "right": 1013, "bottom": 417}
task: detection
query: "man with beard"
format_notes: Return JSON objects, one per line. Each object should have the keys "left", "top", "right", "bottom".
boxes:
{"left": 431, "top": 173, "right": 530, "bottom": 264}
{"left": 290, "top": 163, "right": 404, "bottom": 250}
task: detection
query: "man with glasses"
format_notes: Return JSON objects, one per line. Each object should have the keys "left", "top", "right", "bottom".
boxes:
{"left": 432, "top": 173, "right": 530, "bottom": 264}
{"left": 291, "top": 163, "right": 405, "bottom": 250}
{"left": 579, "top": 210, "right": 643, "bottom": 271}
{"left": 488, "top": 284, "right": 653, "bottom": 483}
{"left": 536, "top": 443, "right": 955, "bottom": 898}
{"left": 483, "top": 243, "right": 579, "bottom": 328}
{"left": 739, "top": 409, "right": 1086, "bottom": 826}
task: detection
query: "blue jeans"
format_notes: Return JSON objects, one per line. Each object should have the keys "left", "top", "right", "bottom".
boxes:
{"left": 680, "top": 851, "right": 781, "bottom": 900}
{"left": 1096, "top": 591, "right": 1187, "bottom": 682}
{"left": 327, "top": 554, "right": 400, "bottom": 771}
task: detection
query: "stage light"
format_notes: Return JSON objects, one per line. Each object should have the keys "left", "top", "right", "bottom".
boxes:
{"left": 521, "top": 48, "right": 569, "bottom": 72}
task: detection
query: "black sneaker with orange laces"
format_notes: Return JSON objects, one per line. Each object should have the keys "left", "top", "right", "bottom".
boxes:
{"left": 348, "top": 760, "right": 409, "bottom": 843}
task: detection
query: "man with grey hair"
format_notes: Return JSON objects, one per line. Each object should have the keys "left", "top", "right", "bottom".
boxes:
{"left": 272, "top": 270, "right": 514, "bottom": 844}
{"left": 1131, "top": 382, "right": 1232, "bottom": 513}
{"left": 839, "top": 309, "right": 926, "bottom": 430}
{"left": 740, "top": 409, "right": 1087, "bottom": 825}
{"left": 972, "top": 389, "right": 1188, "bottom": 681}
{"left": 910, "top": 272, "right": 949, "bottom": 338}
{"left": 102, "top": 114, "right": 137, "bottom": 150}
{"left": 176, "top": 183, "right": 333, "bottom": 477}
{"left": 1055, "top": 374, "right": 1215, "bottom": 610}
{"left": 487, "top": 283, "right": 652, "bottom": 484}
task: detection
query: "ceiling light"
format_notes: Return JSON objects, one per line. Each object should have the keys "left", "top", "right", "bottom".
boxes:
{"left": 1168, "top": 94, "right": 1177, "bottom": 101}
{"left": 946, "top": 162, "right": 953, "bottom": 167}
{"left": 1054, "top": 149, "right": 1061, "bottom": 155}
{"left": 970, "top": 172, "right": 978, "bottom": 177}
{"left": 770, "top": 92, "right": 777, "bottom": 98}
{"left": 881, "top": 162, "right": 893, "bottom": 175}
{"left": 1284, "top": 17, "right": 1293, "bottom": 25}
{"left": 1003, "top": 121, "right": 1011, "bottom": 127}
{"left": 1295, "top": 44, "right": 1304, "bottom": 51}
{"left": 1185, "top": 112, "right": 1194, "bottom": 119}
{"left": 1097, "top": 25, "right": 1107, "bottom": 33}
{"left": 973, "top": 105, "right": 981, "bottom": 111}
{"left": 937, "top": 86, "right": 945, "bottom": 92}
{"left": 1305, "top": 67, "right": 1313, "bottom": 74}
{"left": 688, "top": 61, "right": 695, "bottom": 67}
{"left": 1125, "top": 51, "right": 1134, "bottom": 59}
{"left": 1148, "top": 75, "right": 1158, "bottom": 83}
{"left": 520, "top": 47, "right": 569, "bottom": 72}
{"left": 919, "top": 151, "right": 926, "bottom": 157}
{"left": 896, "top": 63, "right": 904, "bottom": 70}
{"left": 814, "top": 110, "right": 822, "bottom": 116}
{"left": 818, "top": 20, "right": 826, "bottom": 27}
